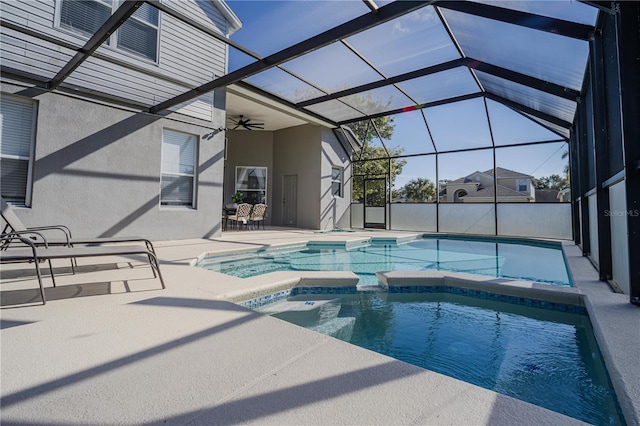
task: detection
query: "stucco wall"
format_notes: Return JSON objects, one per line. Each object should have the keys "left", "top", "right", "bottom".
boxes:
{"left": 224, "top": 130, "right": 274, "bottom": 225}
{"left": 272, "top": 125, "right": 321, "bottom": 229}
{"left": 3, "top": 81, "right": 225, "bottom": 240}
{"left": 588, "top": 193, "right": 600, "bottom": 268}
{"left": 320, "top": 128, "right": 351, "bottom": 230}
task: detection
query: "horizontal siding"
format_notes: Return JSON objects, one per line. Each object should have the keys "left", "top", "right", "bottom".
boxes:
{"left": 69, "top": 57, "right": 191, "bottom": 102}
{"left": 68, "top": 56, "right": 214, "bottom": 120}
{"left": 1, "top": 0, "right": 228, "bottom": 119}
{"left": 1, "top": 30, "right": 73, "bottom": 79}
{"left": 171, "top": 95, "right": 215, "bottom": 121}
{"left": 164, "top": 0, "right": 228, "bottom": 36}
{"left": 160, "top": 18, "right": 227, "bottom": 81}
{"left": 1, "top": 0, "right": 55, "bottom": 27}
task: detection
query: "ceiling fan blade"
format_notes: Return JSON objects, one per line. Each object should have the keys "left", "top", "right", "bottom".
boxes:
{"left": 228, "top": 116, "right": 265, "bottom": 130}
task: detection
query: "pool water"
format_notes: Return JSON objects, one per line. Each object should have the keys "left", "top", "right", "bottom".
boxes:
{"left": 259, "top": 292, "right": 622, "bottom": 425}
{"left": 198, "top": 237, "right": 571, "bottom": 287}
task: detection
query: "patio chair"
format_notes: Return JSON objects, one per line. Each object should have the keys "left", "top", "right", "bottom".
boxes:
{"left": 1, "top": 197, "right": 160, "bottom": 275}
{"left": 226, "top": 203, "right": 252, "bottom": 230}
{"left": 0, "top": 232, "right": 165, "bottom": 305}
{"left": 249, "top": 203, "right": 268, "bottom": 230}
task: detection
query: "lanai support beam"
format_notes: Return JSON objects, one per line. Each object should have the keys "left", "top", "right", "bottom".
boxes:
{"left": 590, "top": 29, "right": 613, "bottom": 282}
{"left": 466, "top": 60, "right": 581, "bottom": 101}
{"left": 296, "top": 58, "right": 465, "bottom": 108}
{"left": 297, "top": 57, "right": 579, "bottom": 110}
{"left": 576, "top": 97, "right": 591, "bottom": 258}
{"left": 616, "top": 1, "right": 640, "bottom": 305}
{"left": 337, "top": 93, "right": 484, "bottom": 126}
{"left": 435, "top": 0, "right": 593, "bottom": 40}
{"left": 150, "top": 0, "right": 433, "bottom": 114}
{"left": 483, "top": 94, "right": 573, "bottom": 130}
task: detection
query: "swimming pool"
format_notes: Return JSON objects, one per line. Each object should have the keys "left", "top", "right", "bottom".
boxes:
{"left": 197, "top": 236, "right": 571, "bottom": 287}
{"left": 257, "top": 291, "right": 623, "bottom": 425}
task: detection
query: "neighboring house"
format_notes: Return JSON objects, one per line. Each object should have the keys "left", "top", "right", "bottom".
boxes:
{"left": 0, "top": 1, "right": 241, "bottom": 239}
{"left": 439, "top": 167, "right": 537, "bottom": 203}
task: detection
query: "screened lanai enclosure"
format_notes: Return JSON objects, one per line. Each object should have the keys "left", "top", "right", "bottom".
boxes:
{"left": 242, "top": 1, "right": 591, "bottom": 238}
{"left": 210, "top": 0, "right": 637, "bottom": 302}
{"left": 1, "top": 0, "right": 638, "bottom": 304}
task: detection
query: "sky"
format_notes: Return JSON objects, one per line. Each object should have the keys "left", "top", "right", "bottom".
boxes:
{"left": 225, "top": 1, "right": 575, "bottom": 187}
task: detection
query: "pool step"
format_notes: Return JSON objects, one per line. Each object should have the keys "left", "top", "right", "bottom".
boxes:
{"left": 309, "top": 317, "right": 356, "bottom": 341}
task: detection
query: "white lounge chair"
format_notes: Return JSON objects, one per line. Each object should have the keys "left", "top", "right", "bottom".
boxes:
{"left": 1, "top": 232, "right": 165, "bottom": 305}
{"left": 1, "top": 197, "right": 159, "bottom": 273}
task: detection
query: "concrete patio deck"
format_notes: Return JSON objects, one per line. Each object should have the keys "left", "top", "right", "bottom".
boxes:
{"left": 1, "top": 228, "right": 638, "bottom": 425}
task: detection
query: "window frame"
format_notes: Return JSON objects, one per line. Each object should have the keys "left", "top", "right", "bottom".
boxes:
{"left": 331, "top": 166, "right": 344, "bottom": 198}
{"left": 0, "top": 94, "right": 37, "bottom": 207}
{"left": 160, "top": 129, "right": 198, "bottom": 209}
{"left": 516, "top": 179, "right": 529, "bottom": 192}
{"left": 55, "top": 0, "right": 161, "bottom": 64}
{"left": 235, "top": 166, "right": 268, "bottom": 205}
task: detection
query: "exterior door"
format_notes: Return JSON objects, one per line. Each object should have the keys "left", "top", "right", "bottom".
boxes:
{"left": 283, "top": 174, "right": 297, "bottom": 226}
{"left": 364, "top": 177, "right": 387, "bottom": 229}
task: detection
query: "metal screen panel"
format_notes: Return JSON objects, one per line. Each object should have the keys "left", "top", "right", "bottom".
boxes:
{"left": 345, "top": 6, "right": 460, "bottom": 77}
{"left": 380, "top": 109, "right": 435, "bottom": 155}
{"left": 442, "top": 8, "right": 590, "bottom": 91}
{"left": 486, "top": 99, "right": 564, "bottom": 145}
{"left": 304, "top": 100, "right": 364, "bottom": 122}
{"left": 280, "top": 42, "right": 381, "bottom": 93}
{"left": 471, "top": 0, "right": 599, "bottom": 26}
{"left": 476, "top": 70, "right": 577, "bottom": 124}
{"left": 339, "top": 85, "right": 415, "bottom": 115}
{"left": 245, "top": 67, "right": 326, "bottom": 103}
{"left": 424, "top": 98, "right": 493, "bottom": 151}
{"left": 396, "top": 67, "right": 480, "bottom": 105}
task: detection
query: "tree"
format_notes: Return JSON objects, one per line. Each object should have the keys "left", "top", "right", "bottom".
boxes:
{"left": 561, "top": 149, "right": 570, "bottom": 183}
{"left": 295, "top": 89, "right": 407, "bottom": 204}
{"left": 352, "top": 144, "right": 406, "bottom": 204}
{"left": 347, "top": 102, "right": 406, "bottom": 204}
{"left": 535, "top": 174, "right": 569, "bottom": 190}
{"left": 401, "top": 178, "right": 436, "bottom": 202}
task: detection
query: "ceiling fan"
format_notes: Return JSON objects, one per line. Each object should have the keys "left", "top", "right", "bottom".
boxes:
{"left": 228, "top": 115, "right": 265, "bottom": 130}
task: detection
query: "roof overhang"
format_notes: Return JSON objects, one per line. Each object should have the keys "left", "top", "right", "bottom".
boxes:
{"left": 212, "top": 0, "right": 242, "bottom": 35}
{"left": 226, "top": 84, "right": 336, "bottom": 131}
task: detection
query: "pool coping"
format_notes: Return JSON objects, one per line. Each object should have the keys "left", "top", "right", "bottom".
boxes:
{"left": 196, "top": 235, "right": 638, "bottom": 426}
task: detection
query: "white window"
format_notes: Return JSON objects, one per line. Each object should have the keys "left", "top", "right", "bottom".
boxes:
{"left": 235, "top": 167, "right": 267, "bottom": 204}
{"left": 331, "top": 166, "right": 343, "bottom": 198}
{"left": 59, "top": 1, "right": 159, "bottom": 62}
{"left": 517, "top": 179, "right": 528, "bottom": 192}
{"left": 161, "top": 129, "right": 197, "bottom": 208}
{"left": 0, "top": 94, "right": 36, "bottom": 207}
